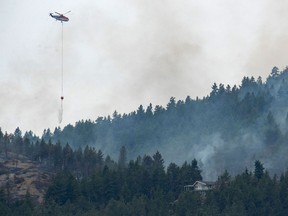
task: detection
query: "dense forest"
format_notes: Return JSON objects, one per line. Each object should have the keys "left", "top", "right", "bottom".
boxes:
{"left": 0, "top": 133, "right": 288, "bottom": 215}
{"left": 35, "top": 66, "right": 288, "bottom": 179}
{"left": 1, "top": 66, "right": 288, "bottom": 215}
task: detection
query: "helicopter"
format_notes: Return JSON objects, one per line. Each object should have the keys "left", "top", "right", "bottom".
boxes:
{"left": 50, "top": 11, "right": 70, "bottom": 22}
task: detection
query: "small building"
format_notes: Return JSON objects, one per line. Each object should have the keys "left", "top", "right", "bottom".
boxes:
{"left": 183, "top": 184, "right": 194, "bottom": 192}
{"left": 184, "top": 181, "right": 216, "bottom": 192}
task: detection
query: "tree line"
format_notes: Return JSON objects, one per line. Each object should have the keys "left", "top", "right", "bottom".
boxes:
{"left": 0, "top": 132, "right": 288, "bottom": 216}
{"left": 1, "top": 66, "right": 288, "bottom": 214}
{"left": 35, "top": 67, "right": 288, "bottom": 177}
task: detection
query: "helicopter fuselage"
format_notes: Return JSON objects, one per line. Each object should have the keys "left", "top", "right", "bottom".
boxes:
{"left": 50, "top": 13, "right": 69, "bottom": 22}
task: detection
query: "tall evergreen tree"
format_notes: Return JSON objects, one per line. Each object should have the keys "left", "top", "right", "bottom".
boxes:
{"left": 254, "top": 160, "right": 264, "bottom": 179}
{"left": 118, "top": 146, "right": 127, "bottom": 170}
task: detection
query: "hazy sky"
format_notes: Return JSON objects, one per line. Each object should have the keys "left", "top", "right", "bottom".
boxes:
{"left": 1, "top": 0, "right": 288, "bottom": 135}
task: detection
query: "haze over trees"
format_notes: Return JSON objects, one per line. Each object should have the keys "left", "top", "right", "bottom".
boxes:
{"left": 1, "top": 67, "right": 288, "bottom": 214}
{"left": 0, "top": 133, "right": 288, "bottom": 215}
{"left": 39, "top": 66, "right": 288, "bottom": 179}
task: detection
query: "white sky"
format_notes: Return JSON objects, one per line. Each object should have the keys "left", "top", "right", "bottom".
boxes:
{"left": 1, "top": 0, "right": 288, "bottom": 135}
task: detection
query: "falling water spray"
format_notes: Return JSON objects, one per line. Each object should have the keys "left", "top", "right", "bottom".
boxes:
{"left": 58, "top": 99, "right": 63, "bottom": 123}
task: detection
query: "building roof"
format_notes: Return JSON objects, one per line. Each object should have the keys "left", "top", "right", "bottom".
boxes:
{"left": 192, "top": 180, "right": 216, "bottom": 187}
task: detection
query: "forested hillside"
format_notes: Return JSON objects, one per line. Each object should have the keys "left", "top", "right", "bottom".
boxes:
{"left": 0, "top": 138, "right": 288, "bottom": 215}
{"left": 1, "top": 67, "right": 288, "bottom": 215}
{"left": 37, "top": 66, "right": 288, "bottom": 179}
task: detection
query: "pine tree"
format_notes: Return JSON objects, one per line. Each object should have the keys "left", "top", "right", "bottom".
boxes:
{"left": 118, "top": 146, "right": 127, "bottom": 170}
{"left": 254, "top": 160, "right": 264, "bottom": 179}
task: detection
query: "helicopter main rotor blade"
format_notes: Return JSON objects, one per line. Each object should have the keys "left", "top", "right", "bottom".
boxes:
{"left": 63, "top": 11, "right": 71, "bottom": 15}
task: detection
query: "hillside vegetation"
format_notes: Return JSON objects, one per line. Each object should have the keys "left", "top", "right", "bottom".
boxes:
{"left": 39, "top": 66, "right": 288, "bottom": 178}
{"left": 1, "top": 67, "right": 288, "bottom": 215}
{"left": 0, "top": 140, "right": 288, "bottom": 215}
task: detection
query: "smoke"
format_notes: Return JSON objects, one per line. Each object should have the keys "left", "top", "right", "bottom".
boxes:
{"left": 68, "top": 0, "right": 288, "bottom": 180}
{"left": 245, "top": 0, "right": 288, "bottom": 76}
{"left": 152, "top": 124, "right": 285, "bottom": 180}
{"left": 2, "top": 0, "right": 288, "bottom": 137}
{"left": 67, "top": 0, "right": 288, "bottom": 119}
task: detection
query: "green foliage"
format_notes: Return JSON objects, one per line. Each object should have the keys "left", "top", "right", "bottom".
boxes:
{"left": 254, "top": 160, "right": 265, "bottom": 179}
{"left": 46, "top": 173, "right": 79, "bottom": 205}
{"left": 1, "top": 138, "right": 288, "bottom": 216}
{"left": 24, "top": 67, "right": 285, "bottom": 182}
{"left": 118, "top": 146, "right": 127, "bottom": 170}
{"left": 3, "top": 68, "right": 288, "bottom": 214}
